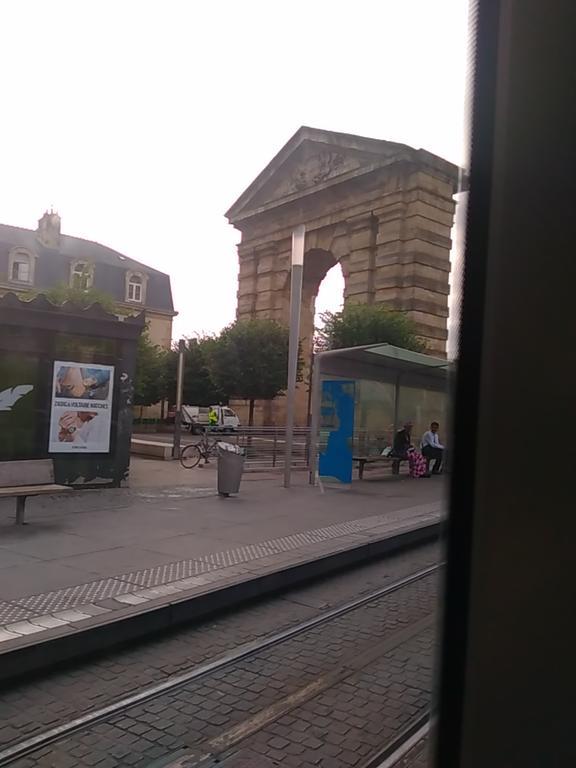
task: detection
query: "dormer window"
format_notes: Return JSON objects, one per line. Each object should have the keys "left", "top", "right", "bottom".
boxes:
{"left": 128, "top": 274, "right": 142, "bottom": 302}
{"left": 70, "top": 261, "right": 94, "bottom": 290}
{"left": 126, "top": 271, "right": 147, "bottom": 303}
{"left": 8, "top": 248, "right": 35, "bottom": 285}
{"left": 12, "top": 258, "right": 30, "bottom": 283}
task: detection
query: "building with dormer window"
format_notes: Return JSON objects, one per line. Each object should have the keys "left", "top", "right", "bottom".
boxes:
{"left": 0, "top": 211, "right": 175, "bottom": 349}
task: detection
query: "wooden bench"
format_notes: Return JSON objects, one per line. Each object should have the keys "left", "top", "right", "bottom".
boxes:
{"left": 353, "top": 454, "right": 407, "bottom": 480}
{"left": 0, "top": 460, "right": 72, "bottom": 525}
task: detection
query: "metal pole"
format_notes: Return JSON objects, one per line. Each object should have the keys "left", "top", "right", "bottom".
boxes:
{"left": 392, "top": 372, "right": 401, "bottom": 435}
{"left": 308, "top": 352, "right": 322, "bottom": 485}
{"left": 283, "top": 225, "right": 305, "bottom": 488}
{"left": 305, "top": 347, "right": 314, "bottom": 427}
{"left": 172, "top": 339, "right": 186, "bottom": 459}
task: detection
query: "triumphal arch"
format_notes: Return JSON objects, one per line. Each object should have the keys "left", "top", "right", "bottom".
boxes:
{"left": 226, "top": 127, "right": 458, "bottom": 425}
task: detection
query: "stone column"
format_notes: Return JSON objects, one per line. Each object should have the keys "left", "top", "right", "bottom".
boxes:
{"left": 252, "top": 243, "right": 279, "bottom": 318}
{"left": 372, "top": 171, "right": 456, "bottom": 355}
{"left": 344, "top": 214, "right": 378, "bottom": 305}
{"left": 234, "top": 238, "right": 296, "bottom": 426}
{"left": 236, "top": 243, "right": 257, "bottom": 320}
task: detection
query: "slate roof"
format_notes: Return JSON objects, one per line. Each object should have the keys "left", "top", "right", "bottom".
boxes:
{"left": 0, "top": 223, "right": 174, "bottom": 314}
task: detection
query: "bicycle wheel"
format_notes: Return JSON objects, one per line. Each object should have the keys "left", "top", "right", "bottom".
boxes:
{"left": 180, "top": 443, "right": 202, "bottom": 469}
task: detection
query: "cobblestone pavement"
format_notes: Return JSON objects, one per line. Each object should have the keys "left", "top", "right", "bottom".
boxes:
{"left": 5, "top": 551, "right": 439, "bottom": 767}
{"left": 226, "top": 629, "right": 433, "bottom": 768}
{"left": 0, "top": 543, "right": 438, "bottom": 750}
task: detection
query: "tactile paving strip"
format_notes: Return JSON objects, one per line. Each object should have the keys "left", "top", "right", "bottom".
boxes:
{"left": 2, "top": 505, "right": 441, "bottom": 622}
{"left": 118, "top": 558, "right": 216, "bottom": 588}
{"left": 15, "top": 578, "right": 138, "bottom": 614}
{"left": 0, "top": 602, "right": 37, "bottom": 625}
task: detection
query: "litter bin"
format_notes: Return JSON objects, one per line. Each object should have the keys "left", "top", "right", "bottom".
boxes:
{"left": 217, "top": 442, "right": 245, "bottom": 496}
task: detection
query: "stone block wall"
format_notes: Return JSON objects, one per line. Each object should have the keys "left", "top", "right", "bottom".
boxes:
{"left": 229, "top": 140, "right": 458, "bottom": 425}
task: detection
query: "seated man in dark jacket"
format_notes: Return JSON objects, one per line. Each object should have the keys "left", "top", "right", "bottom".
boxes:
{"left": 392, "top": 421, "right": 414, "bottom": 458}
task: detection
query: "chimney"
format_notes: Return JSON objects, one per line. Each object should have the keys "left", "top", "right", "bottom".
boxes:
{"left": 37, "top": 209, "right": 61, "bottom": 248}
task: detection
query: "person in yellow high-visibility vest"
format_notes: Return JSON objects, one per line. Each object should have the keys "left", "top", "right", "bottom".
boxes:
{"left": 208, "top": 407, "right": 218, "bottom": 428}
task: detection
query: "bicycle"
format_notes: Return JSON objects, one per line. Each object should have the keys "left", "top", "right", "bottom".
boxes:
{"left": 179, "top": 430, "right": 219, "bottom": 469}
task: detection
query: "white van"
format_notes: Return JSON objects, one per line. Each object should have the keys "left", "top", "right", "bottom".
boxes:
{"left": 181, "top": 405, "right": 240, "bottom": 433}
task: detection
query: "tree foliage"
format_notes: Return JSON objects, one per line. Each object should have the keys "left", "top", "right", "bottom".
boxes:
{"left": 316, "top": 304, "right": 426, "bottom": 353}
{"left": 133, "top": 330, "right": 168, "bottom": 407}
{"left": 207, "top": 319, "right": 298, "bottom": 424}
{"left": 164, "top": 337, "right": 228, "bottom": 407}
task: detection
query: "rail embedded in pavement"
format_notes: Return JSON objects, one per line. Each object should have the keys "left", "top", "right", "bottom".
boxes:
{"left": 0, "top": 564, "right": 439, "bottom": 767}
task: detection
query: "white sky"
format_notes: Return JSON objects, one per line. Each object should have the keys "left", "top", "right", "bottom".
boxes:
{"left": 0, "top": 0, "right": 468, "bottom": 340}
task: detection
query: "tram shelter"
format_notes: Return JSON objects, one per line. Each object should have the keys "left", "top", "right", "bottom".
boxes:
{"left": 309, "top": 343, "right": 450, "bottom": 483}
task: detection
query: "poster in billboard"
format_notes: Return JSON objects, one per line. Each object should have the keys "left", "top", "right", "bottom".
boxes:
{"left": 49, "top": 361, "right": 114, "bottom": 453}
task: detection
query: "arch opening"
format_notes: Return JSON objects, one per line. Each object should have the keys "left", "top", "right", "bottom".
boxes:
{"left": 314, "top": 261, "right": 345, "bottom": 334}
{"left": 299, "top": 248, "right": 345, "bottom": 357}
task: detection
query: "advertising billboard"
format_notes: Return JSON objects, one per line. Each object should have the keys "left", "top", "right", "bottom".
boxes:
{"left": 49, "top": 361, "right": 114, "bottom": 453}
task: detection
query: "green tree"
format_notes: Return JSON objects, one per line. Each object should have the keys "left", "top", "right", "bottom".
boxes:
{"left": 316, "top": 304, "right": 426, "bottom": 353}
{"left": 133, "top": 330, "right": 167, "bottom": 407}
{"left": 164, "top": 336, "right": 228, "bottom": 407}
{"left": 208, "top": 319, "right": 299, "bottom": 425}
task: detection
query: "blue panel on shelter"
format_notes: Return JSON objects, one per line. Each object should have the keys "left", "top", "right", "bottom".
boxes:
{"left": 318, "top": 380, "right": 355, "bottom": 483}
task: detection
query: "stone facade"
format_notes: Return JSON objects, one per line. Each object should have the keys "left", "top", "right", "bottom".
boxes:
{"left": 226, "top": 127, "right": 458, "bottom": 425}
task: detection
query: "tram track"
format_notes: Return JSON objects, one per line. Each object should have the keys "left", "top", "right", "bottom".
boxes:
{"left": 154, "top": 618, "right": 434, "bottom": 768}
{"left": 0, "top": 563, "right": 439, "bottom": 767}
{"left": 360, "top": 714, "right": 431, "bottom": 768}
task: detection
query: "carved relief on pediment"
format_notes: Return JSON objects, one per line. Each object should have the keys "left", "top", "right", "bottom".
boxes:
{"left": 243, "top": 144, "right": 379, "bottom": 213}
{"left": 288, "top": 150, "right": 347, "bottom": 192}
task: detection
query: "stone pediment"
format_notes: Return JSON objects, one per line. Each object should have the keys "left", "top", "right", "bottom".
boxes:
{"left": 252, "top": 143, "right": 376, "bottom": 204}
{"left": 226, "top": 126, "right": 414, "bottom": 224}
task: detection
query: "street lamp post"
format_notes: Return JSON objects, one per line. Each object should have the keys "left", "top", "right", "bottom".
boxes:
{"left": 283, "top": 225, "right": 305, "bottom": 488}
{"left": 172, "top": 339, "right": 186, "bottom": 459}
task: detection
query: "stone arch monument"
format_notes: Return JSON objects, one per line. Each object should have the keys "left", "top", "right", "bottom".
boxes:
{"left": 226, "top": 127, "right": 459, "bottom": 425}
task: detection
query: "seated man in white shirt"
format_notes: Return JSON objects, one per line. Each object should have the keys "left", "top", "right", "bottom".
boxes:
{"left": 421, "top": 421, "right": 445, "bottom": 474}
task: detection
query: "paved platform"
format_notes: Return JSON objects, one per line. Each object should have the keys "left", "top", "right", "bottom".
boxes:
{"left": 0, "top": 474, "right": 444, "bottom": 678}
{"left": 128, "top": 455, "right": 292, "bottom": 487}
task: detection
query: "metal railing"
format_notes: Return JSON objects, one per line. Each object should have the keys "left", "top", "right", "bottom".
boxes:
{"left": 223, "top": 427, "right": 399, "bottom": 475}
{"left": 135, "top": 425, "right": 407, "bottom": 477}
{"left": 213, "top": 427, "right": 311, "bottom": 472}
{"left": 350, "top": 429, "right": 396, "bottom": 456}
